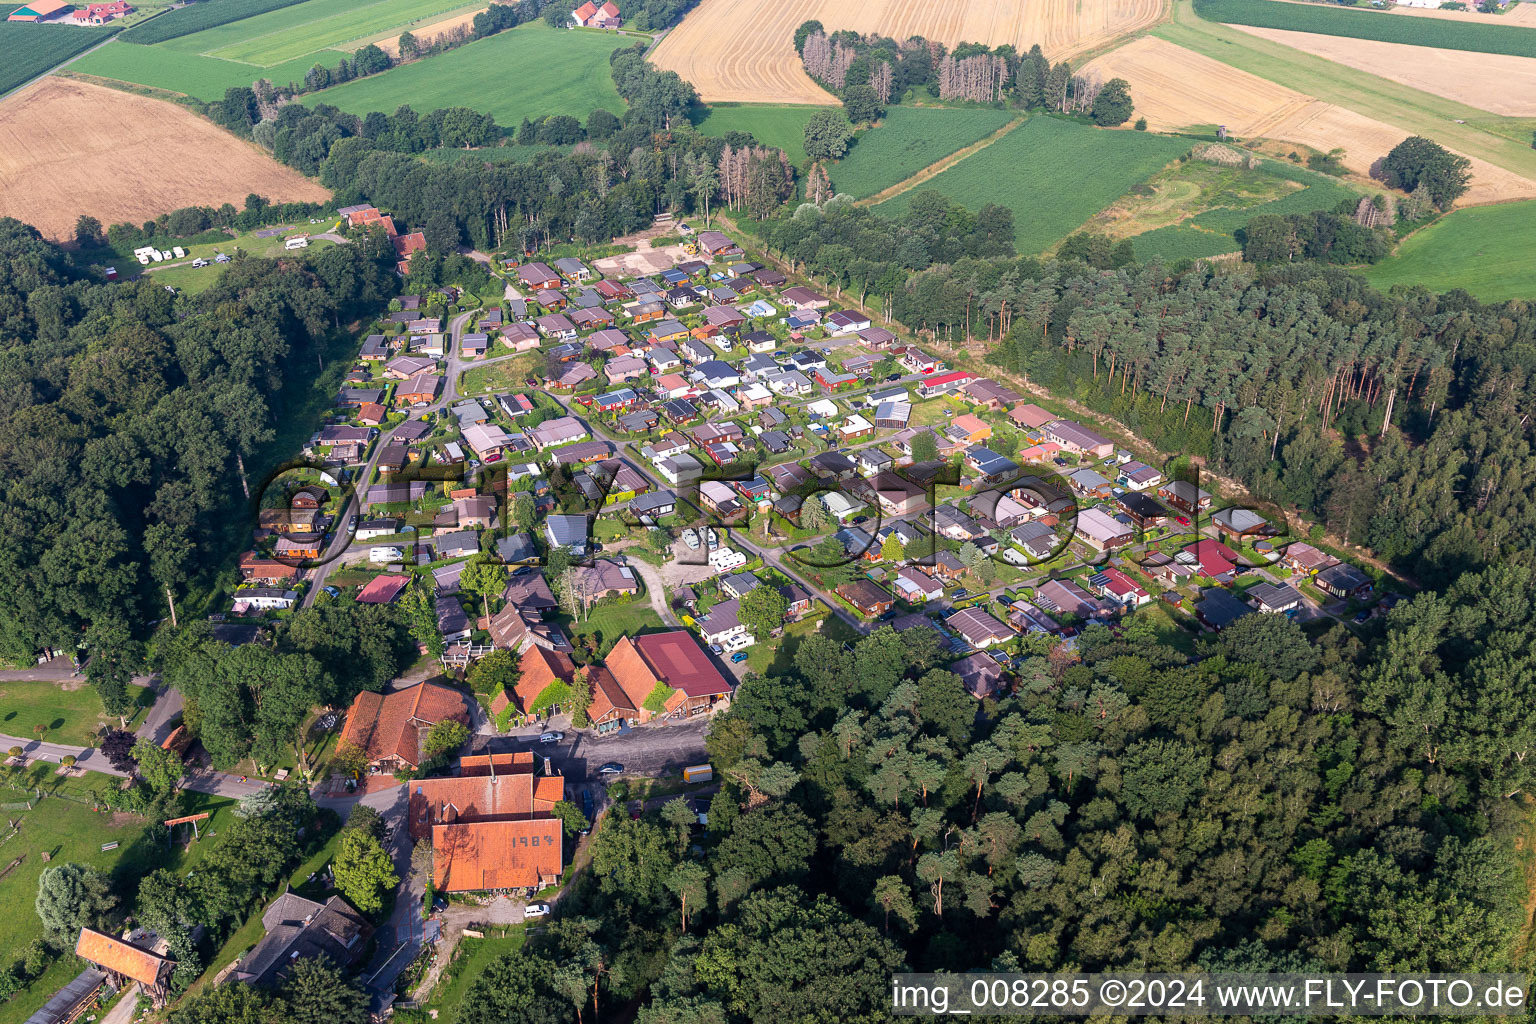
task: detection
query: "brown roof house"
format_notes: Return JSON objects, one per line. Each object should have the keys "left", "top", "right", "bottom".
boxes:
{"left": 604, "top": 631, "right": 735, "bottom": 722}
{"left": 232, "top": 894, "right": 372, "bottom": 988}
{"left": 337, "top": 681, "right": 470, "bottom": 772}
{"left": 76, "top": 928, "right": 176, "bottom": 1007}
{"left": 836, "top": 579, "right": 895, "bottom": 618}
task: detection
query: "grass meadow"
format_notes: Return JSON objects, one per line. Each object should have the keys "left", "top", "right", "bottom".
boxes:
{"left": 1195, "top": 0, "right": 1536, "bottom": 56}
{"left": 304, "top": 21, "right": 625, "bottom": 124}
{"left": 875, "top": 117, "right": 1189, "bottom": 254}
{"left": 832, "top": 106, "right": 1017, "bottom": 199}
{"left": 692, "top": 103, "right": 821, "bottom": 165}
{"left": 167, "top": 0, "right": 471, "bottom": 65}
{"left": 121, "top": 0, "right": 306, "bottom": 43}
{"left": 70, "top": 41, "right": 324, "bottom": 98}
{"left": 1362, "top": 200, "right": 1536, "bottom": 302}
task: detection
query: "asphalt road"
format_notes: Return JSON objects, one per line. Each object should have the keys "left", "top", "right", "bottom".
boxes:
{"left": 473, "top": 715, "right": 709, "bottom": 782}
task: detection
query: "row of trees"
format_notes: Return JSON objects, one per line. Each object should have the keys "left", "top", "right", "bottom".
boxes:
{"left": 795, "top": 25, "right": 1135, "bottom": 127}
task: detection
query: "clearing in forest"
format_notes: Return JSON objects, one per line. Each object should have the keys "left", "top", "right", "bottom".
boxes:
{"left": 1361, "top": 199, "right": 1536, "bottom": 302}
{"left": 1228, "top": 25, "right": 1536, "bottom": 118}
{"left": 0, "top": 78, "right": 329, "bottom": 240}
{"left": 650, "top": 0, "right": 1167, "bottom": 104}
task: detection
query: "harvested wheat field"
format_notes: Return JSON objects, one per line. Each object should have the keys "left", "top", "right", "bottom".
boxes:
{"left": 363, "top": 6, "right": 486, "bottom": 55}
{"left": 652, "top": 0, "right": 1167, "bottom": 104}
{"left": 1228, "top": 25, "right": 1536, "bottom": 116}
{"left": 1087, "top": 36, "right": 1536, "bottom": 204}
{"left": 0, "top": 78, "right": 329, "bottom": 240}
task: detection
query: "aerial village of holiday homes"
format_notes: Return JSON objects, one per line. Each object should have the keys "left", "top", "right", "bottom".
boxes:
{"left": 236, "top": 211, "right": 1392, "bottom": 876}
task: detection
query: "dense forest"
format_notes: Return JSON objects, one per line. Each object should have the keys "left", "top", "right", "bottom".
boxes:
{"left": 365, "top": 587, "right": 1531, "bottom": 1023}
{"left": 0, "top": 220, "right": 399, "bottom": 699}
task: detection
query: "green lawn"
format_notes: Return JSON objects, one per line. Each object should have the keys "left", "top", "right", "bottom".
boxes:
{"left": 170, "top": 0, "right": 472, "bottom": 65}
{"left": 0, "top": 680, "right": 152, "bottom": 747}
{"left": 1160, "top": 0, "right": 1536, "bottom": 183}
{"left": 0, "top": 769, "right": 165, "bottom": 1024}
{"left": 304, "top": 21, "right": 626, "bottom": 125}
{"left": 70, "top": 40, "right": 329, "bottom": 98}
{"left": 121, "top": 0, "right": 309, "bottom": 44}
{"left": 0, "top": 22, "right": 118, "bottom": 97}
{"left": 1362, "top": 200, "right": 1536, "bottom": 302}
{"left": 1194, "top": 0, "right": 1536, "bottom": 57}
{"left": 414, "top": 930, "right": 527, "bottom": 1023}
{"left": 874, "top": 117, "right": 1189, "bottom": 254}
{"left": 832, "top": 106, "right": 1018, "bottom": 199}
{"left": 692, "top": 103, "right": 822, "bottom": 166}
{"left": 561, "top": 599, "right": 664, "bottom": 649}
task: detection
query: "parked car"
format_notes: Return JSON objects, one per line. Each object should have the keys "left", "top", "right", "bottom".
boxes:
{"left": 524, "top": 902, "right": 551, "bottom": 917}
{"left": 709, "top": 643, "right": 724, "bottom": 655}
{"left": 599, "top": 762, "right": 624, "bottom": 774}
{"left": 731, "top": 651, "right": 749, "bottom": 663}
{"left": 214, "top": 252, "right": 232, "bottom": 263}
{"left": 1353, "top": 610, "right": 1371, "bottom": 624}
{"left": 885, "top": 373, "right": 902, "bottom": 382}
{"left": 953, "top": 588, "right": 969, "bottom": 598}
{"left": 191, "top": 258, "right": 209, "bottom": 268}
{"left": 539, "top": 731, "right": 564, "bottom": 744}
{"left": 1176, "top": 515, "right": 1191, "bottom": 526}
{"left": 322, "top": 585, "right": 340, "bottom": 598}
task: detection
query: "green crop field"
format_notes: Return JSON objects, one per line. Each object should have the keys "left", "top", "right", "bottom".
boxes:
{"left": 1362, "top": 200, "right": 1536, "bottom": 302}
{"left": 122, "top": 0, "right": 308, "bottom": 44}
{"left": 875, "top": 117, "right": 1189, "bottom": 254}
{"left": 0, "top": 23, "right": 117, "bottom": 97}
{"left": 1194, "top": 0, "right": 1536, "bottom": 57}
{"left": 70, "top": 40, "right": 325, "bottom": 97}
{"left": 832, "top": 106, "right": 1018, "bottom": 199}
{"left": 1130, "top": 224, "right": 1241, "bottom": 262}
{"left": 304, "top": 21, "right": 625, "bottom": 124}
{"left": 692, "top": 103, "right": 820, "bottom": 165}
{"left": 167, "top": 0, "right": 470, "bottom": 65}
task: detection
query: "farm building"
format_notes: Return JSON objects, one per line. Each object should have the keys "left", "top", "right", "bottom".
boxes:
{"left": 8, "top": 0, "right": 72, "bottom": 20}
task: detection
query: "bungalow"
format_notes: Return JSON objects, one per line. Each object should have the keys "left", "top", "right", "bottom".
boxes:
{"left": 871, "top": 470, "right": 926, "bottom": 515}
{"left": 809, "top": 450, "right": 857, "bottom": 479}
{"left": 947, "top": 414, "right": 992, "bottom": 447}
{"left": 781, "top": 286, "right": 830, "bottom": 310}
{"left": 934, "top": 505, "right": 985, "bottom": 542}
{"left": 745, "top": 330, "right": 777, "bottom": 353}
{"left": 858, "top": 447, "right": 895, "bottom": 475}
{"left": 385, "top": 355, "right": 435, "bottom": 380}
{"left": 780, "top": 582, "right": 814, "bottom": 618}
{"left": 918, "top": 550, "right": 966, "bottom": 581}
{"left": 696, "top": 598, "right": 750, "bottom": 648}
{"left": 1282, "top": 542, "right": 1338, "bottom": 575}
{"left": 498, "top": 393, "right": 535, "bottom": 419}
{"left": 629, "top": 490, "right": 676, "bottom": 520}
{"left": 550, "top": 441, "right": 613, "bottom": 467}
{"left": 753, "top": 267, "right": 787, "bottom": 288}
{"left": 604, "top": 354, "right": 648, "bottom": 383}
{"left": 1068, "top": 468, "right": 1114, "bottom": 499}
{"left": 816, "top": 368, "right": 860, "bottom": 392}
{"left": 1213, "top": 507, "right": 1272, "bottom": 540}
{"left": 1009, "top": 403, "right": 1056, "bottom": 430}
{"left": 1248, "top": 582, "right": 1304, "bottom": 614}
{"left": 535, "top": 314, "right": 577, "bottom": 340}
{"left": 694, "top": 359, "right": 741, "bottom": 389}
{"left": 737, "top": 382, "right": 773, "bottom": 408}
{"left": 357, "top": 573, "right": 410, "bottom": 605}
{"left": 641, "top": 432, "right": 691, "bottom": 462}
{"left": 699, "top": 480, "right": 743, "bottom": 517}
{"left": 436, "top": 531, "right": 480, "bottom": 558}
{"left": 1117, "top": 491, "right": 1169, "bottom": 528}
{"left": 236, "top": 587, "right": 300, "bottom": 611}
{"left": 949, "top": 607, "right": 1012, "bottom": 649}
{"left": 571, "top": 307, "right": 615, "bottom": 330}
{"left": 765, "top": 369, "right": 813, "bottom": 395}
{"left": 1076, "top": 507, "right": 1135, "bottom": 551}
{"left": 1185, "top": 538, "right": 1241, "bottom": 581}
{"left": 1046, "top": 420, "right": 1114, "bottom": 459}
{"left": 696, "top": 230, "right": 741, "bottom": 257}
{"left": 1316, "top": 562, "right": 1373, "bottom": 599}
{"left": 545, "top": 515, "right": 589, "bottom": 556}
{"left": 628, "top": 300, "right": 667, "bottom": 323}
{"left": 679, "top": 337, "right": 713, "bottom": 363}
{"left": 1142, "top": 550, "right": 1196, "bottom": 587}
{"left": 501, "top": 322, "right": 541, "bottom": 351}
{"left": 657, "top": 453, "right": 705, "bottom": 486}
{"left": 662, "top": 398, "right": 700, "bottom": 423}
{"left": 964, "top": 378, "right": 1023, "bottom": 409}
{"left": 918, "top": 370, "right": 973, "bottom": 398}
{"left": 1088, "top": 567, "right": 1150, "bottom": 608}
{"left": 1035, "top": 578, "right": 1102, "bottom": 619}
{"left": 395, "top": 372, "right": 442, "bottom": 406}
{"left": 902, "top": 349, "right": 944, "bottom": 375}
{"left": 1009, "top": 521, "right": 1057, "bottom": 561}
{"left": 408, "top": 318, "right": 444, "bottom": 334}
{"left": 857, "top": 326, "right": 898, "bottom": 349}
{"left": 761, "top": 429, "right": 793, "bottom": 454}
{"left": 526, "top": 416, "right": 587, "bottom": 450}
{"left": 517, "top": 263, "right": 561, "bottom": 290}
{"left": 594, "top": 387, "right": 640, "bottom": 413}
{"left": 357, "top": 518, "right": 402, "bottom": 541}
{"left": 1196, "top": 587, "right": 1254, "bottom": 631}
{"left": 838, "top": 413, "right": 875, "bottom": 442}
{"left": 821, "top": 491, "right": 862, "bottom": 523}
{"left": 702, "top": 305, "right": 747, "bottom": 330}
{"left": 1118, "top": 461, "right": 1163, "bottom": 491}
{"left": 952, "top": 652, "right": 1007, "bottom": 699}
{"left": 785, "top": 310, "right": 821, "bottom": 331}
{"left": 555, "top": 362, "right": 598, "bottom": 389}
{"left": 462, "top": 422, "right": 513, "bottom": 461}
{"left": 553, "top": 256, "right": 590, "bottom": 281}
{"left": 767, "top": 462, "right": 813, "bottom": 492}
{"left": 836, "top": 579, "right": 894, "bottom": 618}
{"left": 826, "top": 310, "right": 872, "bottom": 335}
{"left": 966, "top": 447, "right": 1018, "bottom": 482}
{"left": 1158, "top": 479, "right": 1213, "bottom": 514}
{"left": 594, "top": 279, "right": 632, "bottom": 302}
{"left": 893, "top": 566, "right": 944, "bottom": 603}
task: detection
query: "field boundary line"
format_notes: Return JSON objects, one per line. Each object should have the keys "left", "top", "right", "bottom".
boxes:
{"left": 0, "top": 31, "right": 118, "bottom": 106}
{"left": 856, "top": 116, "right": 1027, "bottom": 207}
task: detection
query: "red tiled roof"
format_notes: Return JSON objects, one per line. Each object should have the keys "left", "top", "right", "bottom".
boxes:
{"left": 433, "top": 818, "right": 562, "bottom": 891}
{"left": 634, "top": 630, "right": 733, "bottom": 699}
{"left": 356, "top": 574, "right": 409, "bottom": 604}
{"left": 408, "top": 762, "right": 563, "bottom": 839}
{"left": 1187, "top": 539, "right": 1239, "bottom": 578}
{"left": 513, "top": 646, "right": 576, "bottom": 714}
{"left": 572, "top": 0, "right": 597, "bottom": 18}
{"left": 338, "top": 682, "right": 468, "bottom": 767}
{"left": 76, "top": 929, "right": 172, "bottom": 986}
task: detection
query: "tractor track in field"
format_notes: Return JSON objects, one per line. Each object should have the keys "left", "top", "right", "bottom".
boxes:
{"left": 855, "top": 116, "right": 1026, "bottom": 207}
